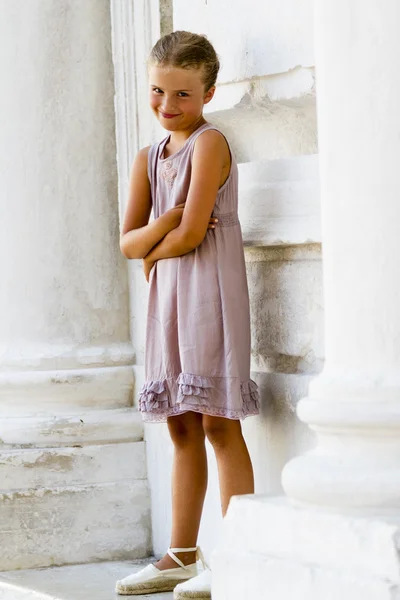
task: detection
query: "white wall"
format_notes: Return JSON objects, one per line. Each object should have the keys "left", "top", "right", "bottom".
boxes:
{"left": 173, "top": 0, "right": 314, "bottom": 82}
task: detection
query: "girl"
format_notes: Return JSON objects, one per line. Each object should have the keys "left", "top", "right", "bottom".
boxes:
{"left": 116, "top": 31, "right": 259, "bottom": 600}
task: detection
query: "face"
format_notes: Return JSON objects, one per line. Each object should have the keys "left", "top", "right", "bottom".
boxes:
{"left": 148, "top": 64, "right": 215, "bottom": 132}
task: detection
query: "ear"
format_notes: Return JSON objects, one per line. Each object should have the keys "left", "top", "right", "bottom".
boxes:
{"left": 203, "top": 86, "right": 216, "bottom": 105}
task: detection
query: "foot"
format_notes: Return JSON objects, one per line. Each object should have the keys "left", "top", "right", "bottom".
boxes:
{"left": 155, "top": 551, "right": 198, "bottom": 571}
{"left": 116, "top": 561, "right": 197, "bottom": 596}
{"left": 173, "top": 569, "right": 212, "bottom": 599}
{"left": 116, "top": 547, "right": 201, "bottom": 595}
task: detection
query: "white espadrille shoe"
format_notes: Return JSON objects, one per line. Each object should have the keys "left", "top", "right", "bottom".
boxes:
{"left": 115, "top": 547, "right": 201, "bottom": 595}
{"left": 173, "top": 567, "right": 212, "bottom": 599}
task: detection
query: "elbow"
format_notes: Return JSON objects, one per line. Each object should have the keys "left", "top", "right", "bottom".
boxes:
{"left": 119, "top": 234, "right": 145, "bottom": 260}
{"left": 119, "top": 235, "right": 132, "bottom": 259}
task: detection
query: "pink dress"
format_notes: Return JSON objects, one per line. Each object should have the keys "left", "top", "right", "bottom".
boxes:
{"left": 139, "top": 122, "right": 260, "bottom": 422}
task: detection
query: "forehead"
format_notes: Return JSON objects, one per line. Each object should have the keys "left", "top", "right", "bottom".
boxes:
{"left": 149, "top": 65, "right": 204, "bottom": 90}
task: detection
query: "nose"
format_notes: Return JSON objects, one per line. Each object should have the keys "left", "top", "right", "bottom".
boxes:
{"left": 160, "top": 95, "right": 176, "bottom": 113}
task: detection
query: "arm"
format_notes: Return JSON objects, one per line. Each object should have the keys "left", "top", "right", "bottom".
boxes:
{"left": 144, "top": 130, "right": 228, "bottom": 270}
{"left": 120, "top": 147, "right": 183, "bottom": 259}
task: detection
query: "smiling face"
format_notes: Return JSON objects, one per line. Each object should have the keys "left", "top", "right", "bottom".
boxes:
{"left": 148, "top": 64, "right": 215, "bottom": 133}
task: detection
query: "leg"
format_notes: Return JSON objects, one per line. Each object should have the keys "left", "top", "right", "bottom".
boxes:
{"left": 203, "top": 415, "right": 254, "bottom": 516}
{"left": 156, "top": 411, "right": 208, "bottom": 570}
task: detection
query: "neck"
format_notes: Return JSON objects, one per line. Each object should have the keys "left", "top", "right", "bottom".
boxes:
{"left": 169, "top": 116, "right": 206, "bottom": 144}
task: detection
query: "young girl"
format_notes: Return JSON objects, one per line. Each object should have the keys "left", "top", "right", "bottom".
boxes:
{"left": 116, "top": 31, "right": 259, "bottom": 600}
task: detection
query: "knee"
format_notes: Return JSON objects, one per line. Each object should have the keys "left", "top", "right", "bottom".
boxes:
{"left": 168, "top": 413, "right": 205, "bottom": 448}
{"left": 203, "top": 416, "right": 241, "bottom": 450}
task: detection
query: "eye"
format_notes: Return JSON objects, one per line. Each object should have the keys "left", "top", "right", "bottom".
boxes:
{"left": 152, "top": 88, "right": 163, "bottom": 94}
{"left": 177, "top": 92, "right": 189, "bottom": 97}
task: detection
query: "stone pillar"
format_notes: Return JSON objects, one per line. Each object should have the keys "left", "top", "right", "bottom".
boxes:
{"left": 213, "top": 1, "right": 400, "bottom": 598}
{"left": 0, "top": 0, "right": 150, "bottom": 570}
{"left": 282, "top": 0, "right": 400, "bottom": 517}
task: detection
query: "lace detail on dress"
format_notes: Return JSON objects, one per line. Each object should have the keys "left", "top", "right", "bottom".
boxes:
{"left": 212, "top": 211, "right": 240, "bottom": 227}
{"left": 160, "top": 160, "right": 178, "bottom": 187}
{"left": 142, "top": 402, "right": 259, "bottom": 422}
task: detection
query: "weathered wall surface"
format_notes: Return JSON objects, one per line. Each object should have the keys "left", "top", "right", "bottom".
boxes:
{"left": 112, "top": 0, "right": 322, "bottom": 559}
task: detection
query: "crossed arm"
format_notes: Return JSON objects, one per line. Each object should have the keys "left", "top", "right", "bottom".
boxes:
{"left": 120, "top": 130, "right": 228, "bottom": 280}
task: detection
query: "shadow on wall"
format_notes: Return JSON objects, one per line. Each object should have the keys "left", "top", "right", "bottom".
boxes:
{"left": 243, "top": 242, "right": 323, "bottom": 496}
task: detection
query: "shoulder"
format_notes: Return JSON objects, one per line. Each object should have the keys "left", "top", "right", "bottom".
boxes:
{"left": 131, "top": 145, "right": 151, "bottom": 172}
{"left": 193, "top": 128, "right": 228, "bottom": 152}
{"left": 129, "top": 146, "right": 152, "bottom": 182}
{"left": 192, "top": 128, "right": 230, "bottom": 164}
{"left": 137, "top": 145, "right": 151, "bottom": 162}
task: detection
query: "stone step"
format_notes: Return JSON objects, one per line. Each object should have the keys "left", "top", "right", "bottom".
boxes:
{"left": 0, "top": 480, "right": 151, "bottom": 572}
{"left": 0, "top": 408, "right": 143, "bottom": 447}
{"left": 0, "top": 440, "right": 151, "bottom": 572}
{"left": 212, "top": 495, "right": 400, "bottom": 600}
{"left": 0, "top": 442, "right": 147, "bottom": 490}
{"left": 0, "top": 560, "right": 173, "bottom": 600}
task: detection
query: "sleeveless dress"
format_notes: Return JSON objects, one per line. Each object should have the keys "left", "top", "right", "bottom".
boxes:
{"left": 139, "top": 122, "right": 260, "bottom": 422}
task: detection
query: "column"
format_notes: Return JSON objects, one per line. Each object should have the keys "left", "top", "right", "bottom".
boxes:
{"left": 282, "top": 0, "right": 400, "bottom": 516}
{"left": 110, "top": 0, "right": 168, "bottom": 558}
{"left": 0, "top": 0, "right": 150, "bottom": 570}
{"left": 213, "top": 1, "right": 400, "bottom": 598}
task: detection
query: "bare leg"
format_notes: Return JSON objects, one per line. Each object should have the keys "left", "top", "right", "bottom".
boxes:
{"left": 156, "top": 411, "right": 207, "bottom": 570}
{"left": 203, "top": 415, "right": 254, "bottom": 516}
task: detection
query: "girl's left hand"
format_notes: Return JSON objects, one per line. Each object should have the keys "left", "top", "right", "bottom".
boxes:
{"left": 143, "top": 257, "right": 156, "bottom": 282}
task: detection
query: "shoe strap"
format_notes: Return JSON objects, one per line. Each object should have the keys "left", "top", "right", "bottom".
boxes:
{"left": 168, "top": 547, "right": 198, "bottom": 570}
{"left": 167, "top": 546, "right": 209, "bottom": 571}
{"left": 195, "top": 546, "right": 209, "bottom": 570}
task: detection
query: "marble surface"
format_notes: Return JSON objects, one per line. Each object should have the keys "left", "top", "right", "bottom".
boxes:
{"left": 0, "top": 560, "right": 173, "bottom": 600}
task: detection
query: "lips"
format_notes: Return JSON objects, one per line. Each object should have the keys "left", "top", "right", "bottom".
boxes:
{"left": 161, "top": 112, "right": 180, "bottom": 119}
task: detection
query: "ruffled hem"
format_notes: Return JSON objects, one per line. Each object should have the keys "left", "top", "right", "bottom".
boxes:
{"left": 139, "top": 374, "right": 260, "bottom": 422}
{"left": 240, "top": 379, "right": 260, "bottom": 414}
{"left": 139, "top": 379, "right": 171, "bottom": 412}
{"left": 177, "top": 373, "right": 213, "bottom": 406}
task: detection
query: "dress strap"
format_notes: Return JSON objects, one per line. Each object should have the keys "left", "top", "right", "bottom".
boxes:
{"left": 147, "top": 143, "right": 159, "bottom": 182}
{"left": 188, "top": 123, "right": 218, "bottom": 149}
{"left": 147, "top": 142, "right": 164, "bottom": 213}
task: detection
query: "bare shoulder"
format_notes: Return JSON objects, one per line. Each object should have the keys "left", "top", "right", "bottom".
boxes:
{"left": 192, "top": 129, "right": 231, "bottom": 181}
{"left": 127, "top": 145, "right": 152, "bottom": 193}
{"left": 129, "top": 145, "right": 151, "bottom": 180}
{"left": 135, "top": 145, "right": 151, "bottom": 166}
{"left": 193, "top": 128, "right": 229, "bottom": 156}
{"left": 138, "top": 145, "right": 151, "bottom": 156}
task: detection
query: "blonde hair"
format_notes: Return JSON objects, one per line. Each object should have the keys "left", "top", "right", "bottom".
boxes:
{"left": 149, "top": 31, "right": 220, "bottom": 91}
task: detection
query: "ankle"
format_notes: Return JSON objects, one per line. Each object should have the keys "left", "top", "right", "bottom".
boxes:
{"left": 173, "top": 550, "right": 197, "bottom": 565}
{"left": 155, "top": 550, "right": 197, "bottom": 571}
